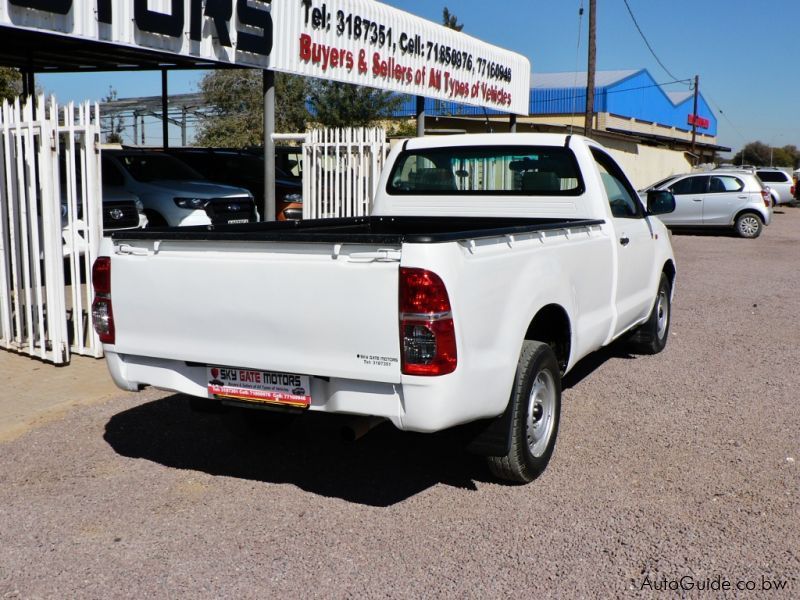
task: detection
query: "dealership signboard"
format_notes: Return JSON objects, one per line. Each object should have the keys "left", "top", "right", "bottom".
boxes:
{"left": 269, "top": 0, "right": 530, "bottom": 114}
{"left": 0, "top": 0, "right": 531, "bottom": 114}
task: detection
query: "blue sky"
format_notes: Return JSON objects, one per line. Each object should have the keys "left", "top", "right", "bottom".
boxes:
{"left": 37, "top": 0, "right": 800, "bottom": 154}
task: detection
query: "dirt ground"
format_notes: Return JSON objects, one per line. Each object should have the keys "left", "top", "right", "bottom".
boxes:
{"left": 1, "top": 207, "right": 798, "bottom": 598}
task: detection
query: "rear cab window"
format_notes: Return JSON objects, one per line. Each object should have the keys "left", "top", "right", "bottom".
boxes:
{"left": 386, "top": 146, "right": 585, "bottom": 196}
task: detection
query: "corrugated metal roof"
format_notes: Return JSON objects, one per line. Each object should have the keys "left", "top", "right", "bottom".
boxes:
{"left": 667, "top": 91, "right": 693, "bottom": 104}
{"left": 531, "top": 70, "right": 640, "bottom": 89}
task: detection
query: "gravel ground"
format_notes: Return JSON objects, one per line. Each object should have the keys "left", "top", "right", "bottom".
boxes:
{"left": 1, "top": 208, "right": 798, "bottom": 598}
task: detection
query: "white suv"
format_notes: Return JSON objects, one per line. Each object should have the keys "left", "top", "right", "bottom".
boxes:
{"left": 102, "top": 150, "right": 258, "bottom": 227}
{"left": 754, "top": 168, "right": 795, "bottom": 206}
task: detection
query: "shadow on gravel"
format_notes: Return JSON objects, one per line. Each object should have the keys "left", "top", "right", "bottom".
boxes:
{"left": 562, "top": 341, "right": 636, "bottom": 390}
{"left": 667, "top": 227, "right": 740, "bottom": 238}
{"left": 104, "top": 396, "right": 489, "bottom": 507}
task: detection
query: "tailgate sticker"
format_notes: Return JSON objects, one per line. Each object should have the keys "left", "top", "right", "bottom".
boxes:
{"left": 208, "top": 367, "right": 311, "bottom": 407}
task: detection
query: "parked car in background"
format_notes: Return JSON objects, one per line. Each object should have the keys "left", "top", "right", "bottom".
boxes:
{"left": 59, "top": 156, "right": 147, "bottom": 243}
{"left": 154, "top": 147, "right": 303, "bottom": 221}
{"left": 753, "top": 168, "right": 795, "bottom": 206}
{"left": 102, "top": 150, "right": 258, "bottom": 227}
{"left": 641, "top": 170, "right": 771, "bottom": 238}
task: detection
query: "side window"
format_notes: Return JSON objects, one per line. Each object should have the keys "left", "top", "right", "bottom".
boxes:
{"left": 669, "top": 176, "right": 708, "bottom": 195}
{"left": 709, "top": 176, "right": 743, "bottom": 193}
{"left": 590, "top": 148, "right": 643, "bottom": 218}
{"left": 102, "top": 158, "right": 124, "bottom": 186}
{"left": 756, "top": 171, "right": 788, "bottom": 183}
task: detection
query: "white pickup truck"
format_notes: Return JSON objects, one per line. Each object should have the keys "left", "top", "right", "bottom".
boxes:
{"left": 92, "top": 133, "right": 677, "bottom": 483}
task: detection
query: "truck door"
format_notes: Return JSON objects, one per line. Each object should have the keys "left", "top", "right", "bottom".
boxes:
{"left": 590, "top": 148, "right": 656, "bottom": 333}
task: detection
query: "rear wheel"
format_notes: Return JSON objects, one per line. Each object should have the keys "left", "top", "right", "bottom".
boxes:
{"left": 735, "top": 212, "right": 762, "bottom": 238}
{"left": 487, "top": 341, "right": 561, "bottom": 484}
{"left": 628, "top": 272, "right": 671, "bottom": 355}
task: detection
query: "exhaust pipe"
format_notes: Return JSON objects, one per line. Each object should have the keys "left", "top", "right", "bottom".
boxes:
{"left": 341, "top": 416, "right": 386, "bottom": 442}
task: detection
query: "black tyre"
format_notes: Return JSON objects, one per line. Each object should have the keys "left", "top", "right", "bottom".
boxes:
{"left": 628, "top": 272, "right": 671, "bottom": 355}
{"left": 188, "top": 395, "right": 228, "bottom": 413}
{"left": 735, "top": 212, "right": 762, "bottom": 238}
{"left": 487, "top": 341, "right": 561, "bottom": 483}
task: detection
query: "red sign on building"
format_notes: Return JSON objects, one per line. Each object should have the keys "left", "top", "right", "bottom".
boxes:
{"left": 688, "top": 114, "right": 710, "bottom": 129}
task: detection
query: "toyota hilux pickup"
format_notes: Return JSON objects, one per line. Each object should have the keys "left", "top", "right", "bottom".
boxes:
{"left": 92, "top": 133, "right": 677, "bottom": 483}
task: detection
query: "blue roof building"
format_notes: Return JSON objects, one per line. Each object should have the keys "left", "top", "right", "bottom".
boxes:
{"left": 393, "top": 68, "right": 720, "bottom": 148}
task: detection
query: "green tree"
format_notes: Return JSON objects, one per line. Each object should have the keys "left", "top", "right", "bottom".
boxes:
{"left": 0, "top": 67, "right": 22, "bottom": 104}
{"left": 731, "top": 141, "right": 771, "bottom": 166}
{"left": 442, "top": 7, "right": 464, "bottom": 31}
{"left": 731, "top": 142, "right": 800, "bottom": 167}
{"left": 197, "top": 69, "right": 309, "bottom": 147}
{"left": 307, "top": 80, "right": 402, "bottom": 128}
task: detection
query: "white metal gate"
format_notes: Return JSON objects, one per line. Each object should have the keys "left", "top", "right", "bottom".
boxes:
{"left": 0, "top": 96, "right": 103, "bottom": 364}
{"left": 302, "top": 128, "right": 390, "bottom": 219}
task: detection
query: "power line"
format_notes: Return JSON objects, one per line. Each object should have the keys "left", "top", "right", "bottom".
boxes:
{"left": 702, "top": 92, "right": 748, "bottom": 146}
{"left": 621, "top": 0, "right": 681, "bottom": 82}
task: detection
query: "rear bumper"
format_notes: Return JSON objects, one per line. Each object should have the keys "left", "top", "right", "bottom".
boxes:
{"left": 104, "top": 352, "right": 509, "bottom": 433}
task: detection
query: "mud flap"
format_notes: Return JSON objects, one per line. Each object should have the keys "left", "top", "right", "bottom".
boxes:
{"left": 465, "top": 404, "right": 513, "bottom": 457}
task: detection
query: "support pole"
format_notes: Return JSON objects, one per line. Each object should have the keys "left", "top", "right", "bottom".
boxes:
{"left": 690, "top": 74, "right": 699, "bottom": 158}
{"left": 509, "top": 114, "right": 517, "bottom": 133}
{"left": 161, "top": 69, "right": 169, "bottom": 148}
{"left": 263, "top": 69, "right": 276, "bottom": 222}
{"left": 584, "top": 0, "right": 597, "bottom": 137}
{"left": 181, "top": 107, "right": 187, "bottom": 146}
{"left": 133, "top": 113, "right": 138, "bottom": 146}
{"left": 416, "top": 96, "right": 425, "bottom": 137}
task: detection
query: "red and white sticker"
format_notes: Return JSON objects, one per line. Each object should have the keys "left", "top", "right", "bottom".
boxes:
{"left": 207, "top": 366, "right": 311, "bottom": 408}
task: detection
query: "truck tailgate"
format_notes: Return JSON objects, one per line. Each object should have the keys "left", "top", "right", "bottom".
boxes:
{"left": 108, "top": 240, "right": 402, "bottom": 384}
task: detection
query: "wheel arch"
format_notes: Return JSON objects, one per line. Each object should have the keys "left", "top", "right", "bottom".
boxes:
{"left": 662, "top": 259, "right": 676, "bottom": 290}
{"left": 524, "top": 304, "right": 571, "bottom": 373}
{"left": 734, "top": 208, "right": 765, "bottom": 225}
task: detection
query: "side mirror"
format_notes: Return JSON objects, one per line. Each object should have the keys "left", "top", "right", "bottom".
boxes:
{"left": 647, "top": 190, "right": 675, "bottom": 215}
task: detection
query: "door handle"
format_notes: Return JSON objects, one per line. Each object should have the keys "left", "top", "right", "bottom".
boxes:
{"left": 738, "top": 195, "right": 747, "bottom": 199}
{"left": 692, "top": 198, "right": 702, "bottom": 202}
{"left": 619, "top": 236, "right": 630, "bottom": 246}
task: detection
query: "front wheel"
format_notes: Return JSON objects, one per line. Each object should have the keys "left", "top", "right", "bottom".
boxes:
{"left": 735, "top": 212, "right": 762, "bottom": 238}
{"left": 487, "top": 341, "right": 561, "bottom": 484}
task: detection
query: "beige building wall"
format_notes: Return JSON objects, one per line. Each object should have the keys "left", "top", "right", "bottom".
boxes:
{"left": 592, "top": 133, "right": 691, "bottom": 190}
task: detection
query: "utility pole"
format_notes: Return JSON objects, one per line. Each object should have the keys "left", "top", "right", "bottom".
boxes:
{"left": 584, "top": 0, "right": 596, "bottom": 137}
{"left": 690, "top": 74, "right": 699, "bottom": 158}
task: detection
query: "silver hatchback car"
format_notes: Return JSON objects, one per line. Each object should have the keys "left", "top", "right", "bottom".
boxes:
{"left": 641, "top": 171, "right": 772, "bottom": 238}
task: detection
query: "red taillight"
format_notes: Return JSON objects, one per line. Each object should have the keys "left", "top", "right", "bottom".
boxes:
{"left": 761, "top": 190, "right": 771, "bottom": 208}
{"left": 92, "top": 257, "right": 111, "bottom": 295}
{"left": 791, "top": 185, "right": 796, "bottom": 197}
{"left": 92, "top": 257, "right": 115, "bottom": 344}
{"left": 399, "top": 267, "right": 457, "bottom": 376}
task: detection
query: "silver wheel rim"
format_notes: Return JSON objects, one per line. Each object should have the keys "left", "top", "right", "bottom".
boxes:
{"left": 656, "top": 288, "right": 669, "bottom": 340}
{"left": 526, "top": 370, "right": 556, "bottom": 458}
{"left": 738, "top": 216, "right": 759, "bottom": 237}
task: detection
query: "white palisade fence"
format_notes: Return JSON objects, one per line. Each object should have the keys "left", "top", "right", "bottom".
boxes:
{"left": 0, "top": 96, "right": 103, "bottom": 364}
{"left": 303, "top": 128, "right": 390, "bottom": 219}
